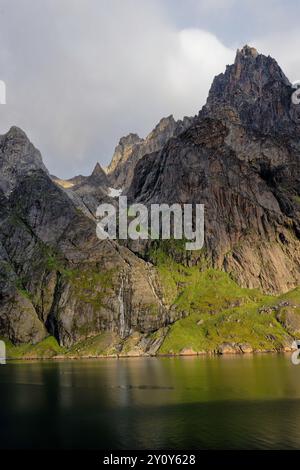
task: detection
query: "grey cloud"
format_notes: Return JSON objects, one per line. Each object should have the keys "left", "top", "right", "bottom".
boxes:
{"left": 0, "top": 0, "right": 299, "bottom": 177}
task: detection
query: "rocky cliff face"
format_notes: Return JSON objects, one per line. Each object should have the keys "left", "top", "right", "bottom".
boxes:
{"left": 203, "top": 45, "right": 300, "bottom": 133}
{"left": 0, "top": 126, "right": 48, "bottom": 195}
{"left": 0, "top": 128, "right": 180, "bottom": 347}
{"left": 107, "top": 115, "right": 193, "bottom": 190}
{"left": 129, "top": 46, "right": 300, "bottom": 294}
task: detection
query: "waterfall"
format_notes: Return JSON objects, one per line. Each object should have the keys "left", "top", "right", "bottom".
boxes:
{"left": 0, "top": 340, "right": 6, "bottom": 365}
{"left": 118, "top": 276, "right": 126, "bottom": 338}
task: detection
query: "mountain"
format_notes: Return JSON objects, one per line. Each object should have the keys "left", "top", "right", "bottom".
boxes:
{"left": 88, "top": 162, "right": 109, "bottom": 186}
{"left": 203, "top": 45, "right": 300, "bottom": 134}
{"left": 107, "top": 115, "right": 193, "bottom": 190}
{"left": 0, "top": 126, "right": 48, "bottom": 195}
{"left": 0, "top": 128, "right": 182, "bottom": 351}
{"left": 129, "top": 46, "right": 300, "bottom": 294}
{"left": 1, "top": 46, "right": 300, "bottom": 358}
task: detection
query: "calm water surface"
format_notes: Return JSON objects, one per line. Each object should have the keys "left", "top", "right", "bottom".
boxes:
{"left": 1, "top": 355, "right": 300, "bottom": 449}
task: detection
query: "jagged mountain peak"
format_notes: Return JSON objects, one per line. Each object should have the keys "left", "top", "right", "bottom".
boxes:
{"left": 207, "top": 45, "right": 291, "bottom": 101}
{"left": 202, "top": 44, "right": 296, "bottom": 134}
{"left": 91, "top": 161, "right": 106, "bottom": 177}
{"left": 233, "top": 44, "right": 290, "bottom": 83}
{"left": 1, "top": 126, "right": 35, "bottom": 149}
{"left": 145, "top": 115, "right": 176, "bottom": 143}
{"left": 236, "top": 44, "right": 259, "bottom": 60}
{"left": 119, "top": 133, "right": 142, "bottom": 148}
{"left": 5, "top": 125, "right": 28, "bottom": 138}
{"left": 0, "top": 126, "right": 48, "bottom": 195}
{"left": 106, "top": 133, "right": 142, "bottom": 175}
{"left": 85, "top": 161, "right": 108, "bottom": 187}
{"left": 107, "top": 113, "right": 193, "bottom": 189}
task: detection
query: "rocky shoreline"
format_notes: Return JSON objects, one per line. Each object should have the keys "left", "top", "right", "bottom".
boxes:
{"left": 6, "top": 341, "right": 296, "bottom": 361}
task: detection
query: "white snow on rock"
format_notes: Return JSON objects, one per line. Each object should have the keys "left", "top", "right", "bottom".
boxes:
{"left": 108, "top": 187, "right": 123, "bottom": 198}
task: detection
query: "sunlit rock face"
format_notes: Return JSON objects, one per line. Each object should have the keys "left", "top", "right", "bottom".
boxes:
{"left": 106, "top": 115, "right": 193, "bottom": 190}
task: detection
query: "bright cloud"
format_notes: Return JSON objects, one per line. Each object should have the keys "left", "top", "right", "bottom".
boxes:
{"left": 0, "top": 0, "right": 298, "bottom": 178}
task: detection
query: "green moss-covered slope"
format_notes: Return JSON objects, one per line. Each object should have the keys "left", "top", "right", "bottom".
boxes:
{"left": 153, "top": 246, "right": 298, "bottom": 354}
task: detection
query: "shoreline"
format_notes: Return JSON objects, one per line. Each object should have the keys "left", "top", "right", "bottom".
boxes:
{"left": 5, "top": 348, "right": 295, "bottom": 361}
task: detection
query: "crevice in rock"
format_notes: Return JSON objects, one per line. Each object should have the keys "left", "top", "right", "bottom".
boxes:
{"left": 45, "top": 271, "right": 63, "bottom": 342}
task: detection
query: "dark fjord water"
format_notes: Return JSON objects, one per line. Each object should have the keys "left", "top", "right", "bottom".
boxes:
{"left": 1, "top": 355, "right": 300, "bottom": 449}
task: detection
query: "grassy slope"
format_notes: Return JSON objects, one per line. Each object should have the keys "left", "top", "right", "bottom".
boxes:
{"left": 2, "top": 336, "right": 64, "bottom": 359}
{"left": 4, "top": 244, "right": 300, "bottom": 358}
{"left": 152, "top": 245, "right": 297, "bottom": 354}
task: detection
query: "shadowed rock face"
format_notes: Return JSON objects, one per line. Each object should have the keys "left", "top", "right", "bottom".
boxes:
{"left": 0, "top": 130, "right": 178, "bottom": 346}
{"left": 128, "top": 47, "right": 300, "bottom": 294}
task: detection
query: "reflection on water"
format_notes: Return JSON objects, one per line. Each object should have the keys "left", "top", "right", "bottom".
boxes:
{"left": 1, "top": 355, "right": 300, "bottom": 449}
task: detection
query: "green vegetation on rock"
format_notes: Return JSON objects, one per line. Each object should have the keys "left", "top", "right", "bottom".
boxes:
{"left": 3, "top": 336, "right": 64, "bottom": 359}
{"left": 148, "top": 245, "right": 297, "bottom": 355}
{"left": 69, "top": 267, "right": 116, "bottom": 310}
{"left": 66, "top": 332, "right": 119, "bottom": 357}
{"left": 4, "top": 245, "right": 300, "bottom": 359}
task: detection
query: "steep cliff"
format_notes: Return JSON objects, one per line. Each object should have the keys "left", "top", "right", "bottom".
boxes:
{"left": 129, "top": 46, "right": 300, "bottom": 294}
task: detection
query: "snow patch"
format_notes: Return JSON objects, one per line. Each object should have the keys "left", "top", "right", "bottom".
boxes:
{"left": 108, "top": 187, "right": 123, "bottom": 198}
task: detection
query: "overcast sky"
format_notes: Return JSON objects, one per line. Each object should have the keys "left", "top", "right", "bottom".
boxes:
{"left": 0, "top": 0, "right": 300, "bottom": 178}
